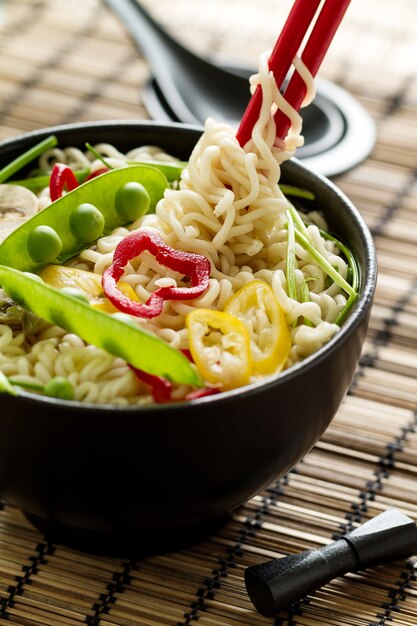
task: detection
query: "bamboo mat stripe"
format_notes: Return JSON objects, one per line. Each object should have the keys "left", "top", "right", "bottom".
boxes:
{"left": 0, "top": 3, "right": 100, "bottom": 121}
{"left": 1, "top": 0, "right": 417, "bottom": 625}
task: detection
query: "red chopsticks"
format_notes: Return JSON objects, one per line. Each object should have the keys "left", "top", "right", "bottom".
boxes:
{"left": 236, "top": 0, "right": 351, "bottom": 147}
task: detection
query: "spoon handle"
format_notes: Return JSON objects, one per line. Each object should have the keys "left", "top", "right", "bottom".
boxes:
{"left": 105, "top": 0, "right": 182, "bottom": 67}
{"left": 104, "top": 0, "right": 201, "bottom": 123}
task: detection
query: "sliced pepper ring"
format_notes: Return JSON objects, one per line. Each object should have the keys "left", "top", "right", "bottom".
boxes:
{"left": 38, "top": 264, "right": 140, "bottom": 313}
{"left": 186, "top": 308, "right": 252, "bottom": 390}
{"left": 129, "top": 365, "right": 173, "bottom": 403}
{"left": 224, "top": 280, "right": 291, "bottom": 374}
{"left": 50, "top": 163, "right": 79, "bottom": 202}
{"left": 102, "top": 228, "right": 211, "bottom": 319}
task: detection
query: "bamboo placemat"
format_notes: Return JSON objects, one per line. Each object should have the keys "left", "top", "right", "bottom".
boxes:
{"left": 1, "top": 1, "right": 417, "bottom": 624}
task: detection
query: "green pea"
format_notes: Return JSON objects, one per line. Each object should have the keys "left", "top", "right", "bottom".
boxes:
{"left": 60, "top": 287, "right": 90, "bottom": 304}
{"left": 43, "top": 376, "right": 74, "bottom": 401}
{"left": 69, "top": 203, "right": 105, "bottom": 243}
{"left": 114, "top": 182, "right": 150, "bottom": 221}
{"left": 27, "top": 225, "right": 62, "bottom": 263}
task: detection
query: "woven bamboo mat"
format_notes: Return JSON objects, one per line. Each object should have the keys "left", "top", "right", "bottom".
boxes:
{"left": 1, "top": 1, "right": 417, "bottom": 624}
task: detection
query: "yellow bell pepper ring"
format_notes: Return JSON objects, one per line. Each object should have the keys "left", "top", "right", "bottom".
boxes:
{"left": 224, "top": 280, "right": 291, "bottom": 375}
{"left": 39, "top": 264, "right": 139, "bottom": 313}
{"left": 39, "top": 264, "right": 103, "bottom": 297}
{"left": 91, "top": 282, "right": 140, "bottom": 313}
{"left": 186, "top": 308, "right": 252, "bottom": 390}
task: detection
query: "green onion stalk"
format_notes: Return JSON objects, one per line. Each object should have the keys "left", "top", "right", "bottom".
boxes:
{"left": 285, "top": 202, "right": 359, "bottom": 327}
{"left": 0, "top": 135, "right": 58, "bottom": 184}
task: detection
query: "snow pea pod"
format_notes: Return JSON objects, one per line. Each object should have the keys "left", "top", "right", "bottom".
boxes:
{"left": 127, "top": 160, "right": 186, "bottom": 182}
{"left": 0, "top": 265, "right": 202, "bottom": 387}
{"left": 0, "top": 165, "right": 168, "bottom": 273}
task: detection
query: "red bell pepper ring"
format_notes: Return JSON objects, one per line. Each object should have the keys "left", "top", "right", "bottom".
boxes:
{"left": 49, "top": 163, "right": 79, "bottom": 202}
{"left": 180, "top": 348, "right": 193, "bottom": 362}
{"left": 85, "top": 167, "right": 109, "bottom": 181}
{"left": 185, "top": 387, "right": 220, "bottom": 401}
{"left": 130, "top": 364, "right": 220, "bottom": 403}
{"left": 129, "top": 366, "right": 173, "bottom": 403}
{"left": 102, "top": 228, "right": 211, "bottom": 319}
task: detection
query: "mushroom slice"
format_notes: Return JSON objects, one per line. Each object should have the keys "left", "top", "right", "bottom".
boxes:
{"left": 0, "top": 184, "right": 39, "bottom": 243}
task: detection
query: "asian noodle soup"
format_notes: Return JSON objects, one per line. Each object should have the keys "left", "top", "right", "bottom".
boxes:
{"left": 0, "top": 53, "right": 357, "bottom": 405}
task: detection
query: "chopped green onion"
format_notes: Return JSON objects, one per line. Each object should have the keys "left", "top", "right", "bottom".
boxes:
{"left": 299, "top": 277, "right": 309, "bottom": 302}
{"left": 280, "top": 185, "right": 315, "bottom": 201}
{"left": 0, "top": 135, "right": 58, "bottom": 184}
{"left": 85, "top": 142, "right": 114, "bottom": 170}
{"left": 85, "top": 145, "right": 187, "bottom": 183}
{"left": 319, "top": 230, "right": 360, "bottom": 325}
{"left": 9, "top": 168, "right": 90, "bottom": 192}
{"left": 285, "top": 211, "right": 359, "bottom": 326}
{"left": 335, "top": 291, "right": 357, "bottom": 325}
{"left": 10, "top": 158, "right": 184, "bottom": 191}
{"left": 287, "top": 201, "right": 310, "bottom": 238}
{"left": 286, "top": 209, "right": 315, "bottom": 327}
{"left": 26, "top": 168, "right": 50, "bottom": 177}
{"left": 299, "top": 275, "right": 314, "bottom": 327}
{"left": 8, "top": 375, "right": 74, "bottom": 399}
{"left": 319, "top": 230, "right": 359, "bottom": 293}
{"left": 294, "top": 229, "right": 357, "bottom": 299}
{"left": 0, "top": 371, "right": 17, "bottom": 396}
{"left": 8, "top": 378, "right": 44, "bottom": 392}
{"left": 285, "top": 210, "right": 298, "bottom": 302}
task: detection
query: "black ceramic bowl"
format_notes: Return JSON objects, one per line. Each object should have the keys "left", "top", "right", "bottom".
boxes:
{"left": 0, "top": 121, "right": 376, "bottom": 553}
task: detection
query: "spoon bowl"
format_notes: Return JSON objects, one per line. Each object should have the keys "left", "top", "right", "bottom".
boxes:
{"left": 143, "top": 70, "right": 346, "bottom": 161}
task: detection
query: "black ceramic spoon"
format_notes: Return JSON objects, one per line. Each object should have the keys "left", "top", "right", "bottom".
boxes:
{"left": 104, "top": 0, "right": 252, "bottom": 125}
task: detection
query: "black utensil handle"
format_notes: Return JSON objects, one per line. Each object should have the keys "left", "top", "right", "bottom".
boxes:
{"left": 245, "top": 509, "right": 417, "bottom": 616}
{"left": 245, "top": 539, "right": 357, "bottom": 616}
{"left": 104, "top": 0, "right": 182, "bottom": 65}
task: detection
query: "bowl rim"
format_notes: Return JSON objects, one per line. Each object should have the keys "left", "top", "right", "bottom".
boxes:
{"left": 0, "top": 119, "right": 377, "bottom": 412}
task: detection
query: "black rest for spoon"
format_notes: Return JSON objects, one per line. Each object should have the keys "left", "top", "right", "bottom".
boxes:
{"left": 245, "top": 509, "right": 417, "bottom": 616}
